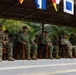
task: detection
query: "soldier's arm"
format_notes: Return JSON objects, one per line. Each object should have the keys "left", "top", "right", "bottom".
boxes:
{"left": 41, "top": 37, "right": 46, "bottom": 44}
{"left": 3, "top": 33, "right": 9, "bottom": 44}
{"left": 60, "top": 39, "right": 66, "bottom": 45}
{"left": 49, "top": 38, "right": 52, "bottom": 44}
{"left": 0, "top": 33, "right": 4, "bottom": 43}
{"left": 28, "top": 34, "right": 33, "bottom": 43}
{"left": 29, "top": 34, "right": 37, "bottom": 44}
{"left": 48, "top": 38, "right": 52, "bottom": 45}
{"left": 68, "top": 40, "right": 72, "bottom": 46}
{"left": 18, "top": 34, "right": 24, "bottom": 43}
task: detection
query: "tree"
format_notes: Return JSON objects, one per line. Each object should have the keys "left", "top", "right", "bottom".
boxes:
{"left": 2, "top": 19, "right": 34, "bottom": 37}
{"left": 0, "top": 18, "right": 76, "bottom": 39}
{"left": 23, "top": 22, "right": 42, "bottom": 33}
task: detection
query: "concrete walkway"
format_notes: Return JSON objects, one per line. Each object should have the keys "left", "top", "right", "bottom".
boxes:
{"left": 0, "top": 59, "right": 76, "bottom": 75}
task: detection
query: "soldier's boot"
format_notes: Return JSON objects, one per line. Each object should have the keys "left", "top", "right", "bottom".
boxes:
{"left": 32, "top": 54, "right": 37, "bottom": 60}
{"left": 69, "top": 54, "right": 73, "bottom": 58}
{"left": 8, "top": 56, "right": 15, "bottom": 61}
{"left": 56, "top": 53, "right": 60, "bottom": 59}
{"left": 69, "top": 56, "right": 73, "bottom": 58}
{"left": 49, "top": 54, "right": 53, "bottom": 59}
{"left": 69, "top": 52, "right": 73, "bottom": 58}
{"left": 0, "top": 56, "right": 2, "bottom": 62}
{"left": 27, "top": 54, "right": 31, "bottom": 60}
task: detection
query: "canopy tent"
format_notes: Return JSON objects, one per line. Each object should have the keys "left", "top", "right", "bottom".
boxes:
{"left": 0, "top": 0, "right": 76, "bottom": 27}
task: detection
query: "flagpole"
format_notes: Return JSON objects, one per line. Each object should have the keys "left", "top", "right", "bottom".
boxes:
{"left": 42, "top": 21, "right": 44, "bottom": 35}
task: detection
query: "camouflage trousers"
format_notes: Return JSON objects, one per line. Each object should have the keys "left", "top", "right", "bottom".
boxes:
{"left": 0, "top": 43, "right": 13, "bottom": 57}
{"left": 68, "top": 45, "right": 76, "bottom": 57}
{"left": 24, "top": 43, "right": 38, "bottom": 54}
{"left": 49, "top": 45, "right": 59, "bottom": 54}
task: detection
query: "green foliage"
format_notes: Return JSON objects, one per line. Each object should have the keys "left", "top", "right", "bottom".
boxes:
{"left": 0, "top": 19, "right": 34, "bottom": 38}
{"left": 23, "top": 22, "right": 42, "bottom": 33}
{"left": 44, "top": 24, "right": 76, "bottom": 38}
{"left": 0, "top": 18, "right": 76, "bottom": 39}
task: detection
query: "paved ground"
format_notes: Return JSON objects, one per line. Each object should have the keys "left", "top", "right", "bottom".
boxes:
{"left": 0, "top": 59, "right": 76, "bottom": 75}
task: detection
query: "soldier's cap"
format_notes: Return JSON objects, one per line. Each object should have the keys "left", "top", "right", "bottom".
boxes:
{"left": 0, "top": 24, "right": 3, "bottom": 27}
{"left": 23, "top": 26, "right": 28, "bottom": 29}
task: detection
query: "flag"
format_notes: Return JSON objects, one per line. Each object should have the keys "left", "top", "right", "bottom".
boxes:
{"left": 63, "top": 0, "right": 74, "bottom": 15}
{"left": 56, "top": 0, "right": 60, "bottom": 11}
{"left": 52, "top": 0, "right": 57, "bottom": 11}
{"left": 34, "top": 0, "right": 46, "bottom": 10}
{"left": 19, "top": 0, "right": 24, "bottom": 4}
{"left": 52, "top": 0, "right": 60, "bottom": 11}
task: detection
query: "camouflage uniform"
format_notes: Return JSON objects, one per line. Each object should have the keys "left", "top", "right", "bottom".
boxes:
{"left": 19, "top": 32, "right": 38, "bottom": 60}
{"left": 52, "top": 39, "right": 59, "bottom": 53}
{"left": 69, "top": 36, "right": 76, "bottom": 57}
{"left": 52, "top": 38, "right": 60, "bottom": 58}
{"left": 41, "top": 37, "right": 53, "bottom": 59}
{"left": 0, "top": 33, "right": 4, "bottom": 57}
{"left": 0, "top": 32, "right": 15, "bottom": 62}
{"left": 61, "top": 38, "right": 76, "bottom": 58}
{"left": 69, "top": 37, "right": 76, "bottom": 45}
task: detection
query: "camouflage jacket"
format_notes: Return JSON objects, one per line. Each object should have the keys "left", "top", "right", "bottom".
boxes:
{"left": 41, "top": 37, "right": 52, "bottom": 44}
{"left": 18, "top": 32, "right": 32, "bottom": 44}
{"left": 0, "top": 32, "right": 9, "bottom": 43}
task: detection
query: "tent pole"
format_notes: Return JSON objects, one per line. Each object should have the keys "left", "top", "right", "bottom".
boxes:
{"left": 42, "top": 21, "right": 44, "bottom": 35}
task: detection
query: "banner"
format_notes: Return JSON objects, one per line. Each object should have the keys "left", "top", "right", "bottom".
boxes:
{"left": 63, "top": 0, "right": 74, "bottom": 15}
{"left": 52, "top": 0, "right": 60, "bottom": 11}
{"left": 19, "top": 0, "right": 24, "bottom": 4}
{"left": 34, "top": 0, "right": 46, "bottom": 10}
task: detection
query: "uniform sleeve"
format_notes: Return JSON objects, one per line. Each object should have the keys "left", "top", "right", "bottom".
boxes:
{"left": 41, "top": 37, "right": 45, "bottom": 44}
{"left": 4, "top": 34, "right": 9, "bottom": 43}
{"left": 0, "top": 33, "right": 5, "bottom": 43}
{"left": 50, "top": 39, "right": 52, "bottom": 43}
{"left": 68, "top": 40, "right": 72, "bottom": 46}
{"left": 29, "top": 35, "right": 33, "bottom": 43}
{"left": 18, "top": 34, "right": 23, "bottom": 43}
{"left": 60, "top": 38, "right": 66, "bottom": 45}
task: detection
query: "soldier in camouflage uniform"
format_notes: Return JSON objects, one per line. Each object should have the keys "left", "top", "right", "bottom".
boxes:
{"left": 41, "top": 31, "right": 53, "bottom": 59}
{"left": 69, "top": 34, "right": 76, "bottom": 45}
{"left": 69, "top": 34, "right": 76, "bottom": 57}
{"left": 52, "top": 36, "right": 60, "bottom": 59}
{"left": 61, "top": 33, "right": 76, "bottom": 58}
{"left": 19, "top": 26, "right": 37, "bottom": 60}
{"left": 0, "top": 24, "right": 15, "bottom": 62}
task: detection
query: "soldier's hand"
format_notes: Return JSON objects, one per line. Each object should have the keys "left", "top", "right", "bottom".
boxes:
{"left": 9, "top": 43, "right": 13, "bottom": 45}
{"left": 48, "top": 43, "right": 52, "bottom": 46}
{"left": 22, "top": 42, "right": 26, "bottom": 44}
{"left": 32, "top": 42, "right": 35, "bottom": 44}
{"left": 2, "top": 41, "right": 6, "bottom": 45}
